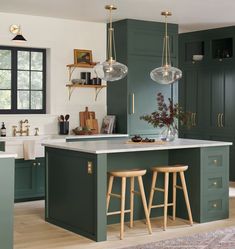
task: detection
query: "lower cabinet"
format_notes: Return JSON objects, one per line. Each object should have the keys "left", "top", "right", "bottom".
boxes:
{"left": 15, "top": 157, "right": 45, "bottom": 201}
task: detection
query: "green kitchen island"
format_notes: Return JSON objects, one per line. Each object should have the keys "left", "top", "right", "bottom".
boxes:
{"left": 0, "top": 151, "right": 17, "bottom": 249}
{"left": 43, "top": 138, "right": 231, "bottom": 242}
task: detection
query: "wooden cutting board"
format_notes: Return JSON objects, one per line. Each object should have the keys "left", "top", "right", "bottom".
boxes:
{"left": 86, "top": 113, "right": 99, "bottom": 134}
{"left": 79, "top": 107, "right": 95, "bottom": 127}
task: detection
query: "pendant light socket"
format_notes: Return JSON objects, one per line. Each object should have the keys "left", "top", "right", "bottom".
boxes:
{"left": 10, "top": 24, "right": 27, "bottom": 42}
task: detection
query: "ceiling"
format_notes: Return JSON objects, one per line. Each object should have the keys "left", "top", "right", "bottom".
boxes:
{"left": 1, "top": 0, "right": 235, "bottom": 33}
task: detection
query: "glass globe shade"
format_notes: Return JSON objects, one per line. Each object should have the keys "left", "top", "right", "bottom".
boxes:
{"left": 150, "top": 65, "right": 182, "bottom": 84}
{"left": 95, "top": 60, "right": 128, "bottom": 82}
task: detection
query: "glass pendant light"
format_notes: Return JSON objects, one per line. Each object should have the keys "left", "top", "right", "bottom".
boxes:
{"left": 150, "top": 11, "right": 182, "bottom": 84}
{"left": 95, "top": 5, "right": 128, "bottom": 82}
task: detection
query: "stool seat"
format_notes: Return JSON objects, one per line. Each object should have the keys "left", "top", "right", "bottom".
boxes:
{"left": 109, "top": 169, "right": 146, "bottom": 177}
{"left": 151, "top": 165, "right": 188, "bottom": 173}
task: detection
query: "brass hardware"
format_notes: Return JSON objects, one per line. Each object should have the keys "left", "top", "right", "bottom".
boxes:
{"left": 161, "top": 11, "right": 172, "bottom": 17}
{"left": 13, "top": 119, "right": 30, "bottom": 136}
{"left": 213, "top": 181, "right": 217, "bottom": 186}
{"left": 38, "top": 162, "right": 41, "bottom": 166}
{"left": 213, "top": 203, "right": 217, "bottom": 208}
{"left": 213, "top": 159, "right": 218, "bottom": 164}
{"left": 132, "top": 93, "right": 135, "bottom": 114}
{"left": 35, "top": 128, "right": 39, "bottom": 136}
{"left": 193, "top": 113, "right": 196, "bottom": 126}
{"left": 217, "top": 113, "right": 221, "bottom": 127}
{"left": 87, "top": 161, "right": 93, "bottom": 175}
{"left": 220, "top": 113, "right": 224, "bottom": 127}
{"left": 33, "top": 162, "right": 37, "bottom": 166}
{"left": 105, "top": 5, "right": 117, "bottom": 10}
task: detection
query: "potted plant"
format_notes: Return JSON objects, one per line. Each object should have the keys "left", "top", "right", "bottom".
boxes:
{"left": 140, "top": 92, "right": 190, "bottom": 141}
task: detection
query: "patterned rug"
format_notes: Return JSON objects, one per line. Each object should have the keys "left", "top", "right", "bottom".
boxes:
{"left": 122, "top": 226, "right": 235, "bottom": 249}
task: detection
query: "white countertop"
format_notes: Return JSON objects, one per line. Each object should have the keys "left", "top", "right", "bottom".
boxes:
{"left": 42, "top": 138, "right": 232, "bottom": 154}
{"left": 65, "top": 134, "right": 128, "bottom": 140}
{"left": 0, "top": 151, "right": 17, "bottom": 158}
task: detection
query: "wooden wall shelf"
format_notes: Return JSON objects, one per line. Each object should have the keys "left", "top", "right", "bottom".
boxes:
{"left": 66, "top": 84, "right": 106, "bottom": 101}
{"left": 67, "top": 63, "right": 97, "bottom": 68}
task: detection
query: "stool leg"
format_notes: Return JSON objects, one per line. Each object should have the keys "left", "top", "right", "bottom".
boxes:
{"left": 138, "top": 176, "right": 152, "bottom": 234}
{"left": 163, "top": 172, "right": 169, "bottom": 231}
{"left": 172, "top": 172, "right": 177, "bottom": 221}
{"left": 130, "top": 177, "right": 135, "bottom": 228}
{"left": 148, "top": 171, "right": 158, "bottom": 216}
{"left": 120, "top": 177, "right": 126, "bottom": 240}
{"left": 106, "top": 175, "right": 114, "bottom": 211}
{"left": 179, "top": 172, "right": 193, "bottom": 226}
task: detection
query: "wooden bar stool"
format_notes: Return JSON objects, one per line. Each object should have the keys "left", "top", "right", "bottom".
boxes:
{"left": 148, "top": 165, "right": 193, "bottom": 231}
{"left": 107, "top": 169, "right": 152, "bottom": 240}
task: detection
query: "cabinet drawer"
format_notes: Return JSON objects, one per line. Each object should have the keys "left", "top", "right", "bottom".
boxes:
{"left": 201, "top": 193, "right": 229, "bottom": 222}
{"left": 201, "top": 147, "right": 229, "bottom": 172}
{"left": 203, "top": 173, "right": 228, "bottom": 195}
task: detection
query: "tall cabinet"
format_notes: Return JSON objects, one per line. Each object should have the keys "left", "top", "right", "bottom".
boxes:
{"left": 179, "top": 26, "right": 235, "bottom": 180}
{"left": 107, "top": 19, "right": 179, "bottom": 135}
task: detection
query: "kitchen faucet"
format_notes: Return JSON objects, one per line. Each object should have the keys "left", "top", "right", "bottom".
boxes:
{"left": 12, "top": 119, "right": 30, "bottom": 136}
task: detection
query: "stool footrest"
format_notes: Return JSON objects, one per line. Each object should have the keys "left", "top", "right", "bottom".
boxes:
{"left": 154, "top": 187, "right": 164, "bottom": 192}
{"left": 151, "top": 203, "right": 174, "bottom": 209}
{"left": 175, "top": 185, "right": 183, "bottom": 190}
{"left": 109, "top": 193, "right": 121, "bottom": 198}
{"left": 107, "top": 209, "right": 131, "bottom": 216}
{"left": 132, "top": 190, "right": 140, "bottom": 195}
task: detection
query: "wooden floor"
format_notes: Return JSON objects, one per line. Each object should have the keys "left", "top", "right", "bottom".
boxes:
{"left": 14, "top": 183, "right": 235, "bottom": 249}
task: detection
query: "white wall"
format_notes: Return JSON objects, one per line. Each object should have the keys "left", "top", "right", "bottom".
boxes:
{"left": 0, "top": 12, "right": 107, "bottom": 136}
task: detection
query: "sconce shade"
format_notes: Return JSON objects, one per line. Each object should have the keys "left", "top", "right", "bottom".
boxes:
{"left": 12, "top": 34, "right": 27, "bottom": 42}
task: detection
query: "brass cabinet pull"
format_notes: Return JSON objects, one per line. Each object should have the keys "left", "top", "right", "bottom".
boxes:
{"left": 194, "top": 113, "right": 196, "bottom": 126}
{"left": 220, "top": 113, "right": 224, "bottom": 128}
{"left": 217, "top": 113, "right": 221, "bottom": 127}
{"left": 87, "top": 161, "right": 93, "bottom": 175}
{"left": 132, "top": 93, "right": 135, "bottom": 114}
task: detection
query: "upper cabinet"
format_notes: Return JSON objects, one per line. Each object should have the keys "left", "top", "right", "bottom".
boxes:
{"left": 107, "top": 19, "right": 178, "bottom": 135}
{"left": 179, "top": 26, "right": 235, "bottom": 67}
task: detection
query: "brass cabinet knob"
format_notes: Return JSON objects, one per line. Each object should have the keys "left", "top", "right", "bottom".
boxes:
{"left": 33, "top": 162, "right": 37, "bottom": 166}
{"left": 213, "top": 203, "right": 217, "bottom": 208}
{"left": 213, "top": 181, "right": 217, "bottom": 186}
{"left": 213, "top": 159, "right": 218, "bottom": 164}
{"left": 38, "top": 162, "right": 41, "bottom": 166}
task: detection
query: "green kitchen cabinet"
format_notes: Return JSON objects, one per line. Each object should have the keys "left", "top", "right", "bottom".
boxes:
{"left": 0, "top": 141, "right": 5, "bottom": 151}
{"left": 179, "top": 26, "right": 235, "bottom": 180}
{"left": 15, "top": 157, "right": 45, "bottom": 201}
{"left": 107, "top": 19, "right": 178, "bottom": 135}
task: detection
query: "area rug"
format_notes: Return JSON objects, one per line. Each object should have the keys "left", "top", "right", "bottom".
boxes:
{"left": 121, "top": 226, "right": 235, "bottom": 249}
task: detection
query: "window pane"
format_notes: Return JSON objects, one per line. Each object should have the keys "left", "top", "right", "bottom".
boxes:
{"left": 18, "top": 71, "right": 30, "bottom": 89}
{"left": 17, "top": 91, "right": 29, "bottom": 109}
{"left": 0, "top": 90, "right": 11, "bottom": 109}
{"left": 31, "top": 52, "right": 43, "bottom": 70}
{"left": 31, "top": 91, "right": 43, "bottom": 109}
{"left": 31, "top": 72, "right": 43, "bottom": 90}
{"left": 0, "top": 70, "right": 11, "bottom": 89}
{"left": 0, "top": 50, "right": 11, "bottom": 69}
{"left": 18, "top": 51, "right": 30, "bottom": 70}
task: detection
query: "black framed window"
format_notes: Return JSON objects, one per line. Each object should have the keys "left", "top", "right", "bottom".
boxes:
{"left": 0, "top": 46, "right": 46, "bottom": 114}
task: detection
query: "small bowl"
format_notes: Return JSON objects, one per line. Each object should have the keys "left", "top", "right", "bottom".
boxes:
{"left": 192, "top": 55, "right": 203, "bottom": 61}
{"left": 71, "top": 79, "right": 86, "bottom": 84}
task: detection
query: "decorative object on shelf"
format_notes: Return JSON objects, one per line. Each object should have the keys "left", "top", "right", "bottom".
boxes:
{"left": 140, "top": 93, "right": 189, "bottom": 141}
{"left": 131, "top": 135, "right": 155, "bottom": 143}
{"left": 81, "top": 72, "right": 91, "bottom": 84}
{"left": 9, "top": 24, "right": 27, "bottom": 42}
{"left": 150, "top": 12, "right": 182, "bottom": 84}
{"left": 192, "top": 54, "right": 203, "bottom": 61}
{"left": 95, "top": 5, "right": 128, "bottom": 82}
{"left": 74, "top": 49, "right": 95, "bottom": 66}
{"left": 71, "top": 79, "right": 86, "bottom": 84}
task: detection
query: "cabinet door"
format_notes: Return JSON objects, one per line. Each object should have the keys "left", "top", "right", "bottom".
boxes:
{"left": 15, "top": 160, "right": 37, "bottom": 200}
{"left": 210, "top": 70, "right": 225, "bottom": 129}
{"left": 128, "top": 55, "right": 173, "bottom": 135}
{"left": 36, "top": 158, "right": 45, "bottom": 196}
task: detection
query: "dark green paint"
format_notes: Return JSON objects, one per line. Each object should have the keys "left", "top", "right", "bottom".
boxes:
{"left": 15, "top": 158, "right": 45, "bottom": 201}
{"left": 107, "top": 19, "right": 178, "bottom": 135}
{"left": 45, "top": 145, "right": 229, "bottom": 241}
{"left": 0, "top": 157, "right": 15, "bottom": 249}
{"left": 0, "top": 141, "right": 5, "bottom": 151}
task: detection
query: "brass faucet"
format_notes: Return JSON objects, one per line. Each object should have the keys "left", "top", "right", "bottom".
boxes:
{"left": 12, "top": 119, "right": 30, "bottom": 136}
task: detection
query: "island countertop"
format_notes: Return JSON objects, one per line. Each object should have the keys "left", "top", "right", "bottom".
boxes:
{"left": 0, "top": 151, "right": 17, "bottom": 158}
{"left": 42, "top": 138, "right": 232, "bottom": 154}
